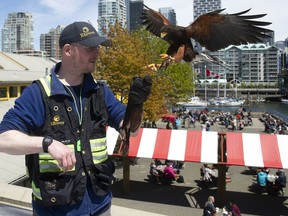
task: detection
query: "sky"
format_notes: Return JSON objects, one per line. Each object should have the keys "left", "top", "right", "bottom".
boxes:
{"left": 0, "top": 0, "right": 287, "bottom": 50}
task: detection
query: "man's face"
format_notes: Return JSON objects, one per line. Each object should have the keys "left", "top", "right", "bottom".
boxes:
{"left": 69, "top": 43, "right": 100, "bottom": 74}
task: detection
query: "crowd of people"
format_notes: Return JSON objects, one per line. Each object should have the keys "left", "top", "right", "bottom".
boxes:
{"left": 260, "top": 112, "right": 288, "bottom": 134}
{"left": 217, "top": 108, "right": 253, "bottom": 131}
{"left": 166, "top": 107, "right": 288, "bottom": 135}
{"left": 164, "top": 106, "right": 253, "bottom": 132}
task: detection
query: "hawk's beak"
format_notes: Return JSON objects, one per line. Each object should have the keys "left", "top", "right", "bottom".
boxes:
{"left": 160, "top": 32, "right": 167, "bottom": 38}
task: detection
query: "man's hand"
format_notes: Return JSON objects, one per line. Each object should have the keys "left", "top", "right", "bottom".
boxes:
{"left": 48, "top": 140, "right": 76, "bottom": 171}
{"left": 127, "top": 75, "right": 152, "bottom": 107}
{"left": 122, "top": 75, "right": 152, "bottom": 132}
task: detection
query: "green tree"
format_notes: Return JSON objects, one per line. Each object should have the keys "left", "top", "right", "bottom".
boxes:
{"left": 94, "top": 23, "right": 195, "bottom": 121}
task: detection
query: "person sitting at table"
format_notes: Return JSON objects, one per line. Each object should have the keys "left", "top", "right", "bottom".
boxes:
{"left": 203, "top": 196, "right": 217, "bottom": 216}
{"left": 165, "top": 160, "right": 183, "bottom": 174}
{"left": 202, "top": 164, "right": 217, "bottom": 187}
{"left": 163, "top": 161, "right": 179, "bottom": 184}
{"left": 166, "top": 122, "right": 172, "bottom": 129}
{"left": 275, "top": 169, "right": 287, "bottom": 196}
{"left": 149, "top": 160, "right": 162, "bottom": 183}
{"left": 173, "top": 161, "right": 185, "bottom": 173}
{"left": 257, "top": 168, "right": 269, "bottom": 192}
{"left": 238, "top": 121, "right": 244, "bottom": 130}
{"left": 154, "top": 159, "right": 163, "bottom": 166}
{"left": 228, "top": 200, "right": 241, "bottom": 216}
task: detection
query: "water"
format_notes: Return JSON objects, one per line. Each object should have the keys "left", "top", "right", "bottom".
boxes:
{"left": 246, "top": 101, "right": 288, "bottom": 122}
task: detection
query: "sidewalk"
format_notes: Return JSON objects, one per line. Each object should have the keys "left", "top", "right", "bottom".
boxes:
{"left": 111, "top": 158, "right": 288, "bottom": 216}
{"left": 111, "top": 206, "right": 167, "bottom": 216}
{"left": 111, "top": 118, "right": 288, "bottom": 216}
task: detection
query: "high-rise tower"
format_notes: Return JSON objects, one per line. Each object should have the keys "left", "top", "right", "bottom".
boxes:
{"left": 193, "top": 0, "right": 221, "bottom": 20}
{"left": 127, "top": 0, "right": 143, "bottom": 31}
{"left": 98, "top": 0, "right": 127, "bottom": 36}
{"left": 1, "top": 12, "right": 34, "bottom": 52}
{"left": 40, "top": 25, "right": 64, "bottom": 60}
{"left": 159, "top": 7, "right": 176, "bottom": 26}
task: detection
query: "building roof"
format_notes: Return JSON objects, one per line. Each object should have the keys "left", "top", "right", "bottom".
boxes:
{"left": 0, "top": 52, "right": 59, "bottom": 84}
{"left": 0, "top": 70, "right": 47, "bottom": 84}
{"left": 226, "top": 43, "right": 278, "bottom": 51}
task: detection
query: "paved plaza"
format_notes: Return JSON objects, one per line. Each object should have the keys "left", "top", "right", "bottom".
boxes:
{"left": 111, "top": 120, "right": 288, "bottom": 216}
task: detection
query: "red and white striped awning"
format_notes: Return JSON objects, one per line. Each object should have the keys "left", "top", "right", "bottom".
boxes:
{"left": 107, "top": 127, "right": 218, "bottom": 164}
{"left": 226, "top": 132, "right": 288, "bottom": 169}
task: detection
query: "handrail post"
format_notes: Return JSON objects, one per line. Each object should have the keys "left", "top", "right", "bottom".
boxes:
{"left": 217, "top": 164, "right": 226, "bottom": 207}
{"left": 217, "top": 132, "right": 227, "bottom": 207}
{"left": 123, "top": 156, "right": 130, "bottom": 194}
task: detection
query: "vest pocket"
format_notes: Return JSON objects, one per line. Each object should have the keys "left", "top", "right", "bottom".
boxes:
{"left": 37, "top": 173, "right": 80, "bottom": 206}
{"left": 93, "top": 159, "right": 116, "bottom": 196}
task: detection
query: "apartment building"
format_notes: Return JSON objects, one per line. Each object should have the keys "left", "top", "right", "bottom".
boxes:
{"left": 1, "top": 12, "right": 34, "bottom": 53}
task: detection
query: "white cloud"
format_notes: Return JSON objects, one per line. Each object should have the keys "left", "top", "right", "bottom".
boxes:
{"left": 39, "top": 0, "right": 87, "bottom": 16}
{"left": 32, "top": 0, "right": 100, "bottom": 49}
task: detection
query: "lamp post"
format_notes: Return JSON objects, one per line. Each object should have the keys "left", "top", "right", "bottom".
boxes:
{"left": 217, "top": 79, "right": 220, "bottom": 98}
{"left": 192, "top": 63, "right": 196, "bottom": 97}
{"left": 224, "top": 71, "right": 227, "bottom": 98}
{"left": 204, "top": 65, "right": 207, "bottom": 101}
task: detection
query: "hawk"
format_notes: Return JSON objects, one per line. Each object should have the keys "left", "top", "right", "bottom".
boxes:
{"left": 141, "top": 5, "right": 272, "bottom": 63}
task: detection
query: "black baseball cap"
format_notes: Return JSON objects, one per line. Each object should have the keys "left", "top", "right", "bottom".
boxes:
{"left": 59, "top": 21, "right": 112, "bottom": 48}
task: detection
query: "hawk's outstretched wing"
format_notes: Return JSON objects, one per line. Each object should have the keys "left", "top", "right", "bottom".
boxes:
{"left": 187, "top": 9, "right": 272, "bottom": 51}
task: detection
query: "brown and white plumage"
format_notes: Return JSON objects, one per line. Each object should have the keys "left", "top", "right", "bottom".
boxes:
{"left": 141, "top": 5, "right": 272, "bottom": 63}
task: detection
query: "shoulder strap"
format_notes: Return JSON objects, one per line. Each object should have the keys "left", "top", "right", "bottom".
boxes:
{"left": 35, "top": 75, "right": 52, "bottom": 97}
{"left": 91, "top": 81, "right": 108, "bottom": 115}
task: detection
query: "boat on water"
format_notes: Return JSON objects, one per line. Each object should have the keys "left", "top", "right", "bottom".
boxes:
{"left": 178, "top": 96, "right": 245, "bottom": 107}
{"left": 256, "top": 97, "right": 266, "bottom": 102}
{"left": 178, "top": 96, "right": 208, "bottom": 107}
{"left": 281, "top": 98, "right": 288, "bottom": 104}
{"left": 208, "top": 97, "right": 245, "bottom": 107}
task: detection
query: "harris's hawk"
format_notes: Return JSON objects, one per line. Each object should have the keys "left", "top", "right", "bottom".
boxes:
{"left": 141, "top": 5, "right": 272, "bottom": 64}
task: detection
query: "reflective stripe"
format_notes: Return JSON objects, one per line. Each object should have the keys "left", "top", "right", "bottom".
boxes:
{"left": 39, "top": 144, "right": 74, "bottom": 173}
{"left": 32, "top": 181, "right": 42, "bottom": 200}
{"left": 90, "top": 138, "right": 106, "bottom": 151}
{"left": 90, "top": 138, "right": 108, "bottom": 164}
{"left": 93, "top": 153, "right": 108, "bottom": 164}
{"left": 39, "top": 160, "right": 76, "bottom": 173}
{"left": 39, "top": 153, "right": 54, "bottom": 160}
{"left": 39, "top": 76, "right": 52, "bottom": 96}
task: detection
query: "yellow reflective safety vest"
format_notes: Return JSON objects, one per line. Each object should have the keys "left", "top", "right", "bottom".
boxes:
{"left": 26, "top": 75, "right": 114, "bottom": 206}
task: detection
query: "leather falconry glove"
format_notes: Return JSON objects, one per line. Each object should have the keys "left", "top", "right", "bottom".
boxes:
{"left": 122, "top": 75, "right": 152, "bottom": 133}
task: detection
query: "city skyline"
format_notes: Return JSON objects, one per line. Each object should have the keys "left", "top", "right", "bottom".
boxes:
{"left": 0, "top": 0, "right": 287, "bottom": 50}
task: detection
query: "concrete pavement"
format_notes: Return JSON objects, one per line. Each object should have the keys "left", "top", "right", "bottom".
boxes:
{"left": 111, "top": 158, "right": 288, "bottom": 216}
{"left": 111, "top": 117, "right": 288, "bottom": 216}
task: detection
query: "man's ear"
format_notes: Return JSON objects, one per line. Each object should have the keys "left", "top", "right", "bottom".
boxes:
{"left": 62, "top": 44, "right": 73, "bottom": 56}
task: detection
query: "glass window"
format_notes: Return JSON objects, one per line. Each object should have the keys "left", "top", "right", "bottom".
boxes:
{"left": 0, "top": 87, "right": 8, "bottom": 99}
{"left": 20, "top": 86, "right": 27, "bottom": 94}
{"left": 9, "top": 86, "right": 18, "bottom": 98}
